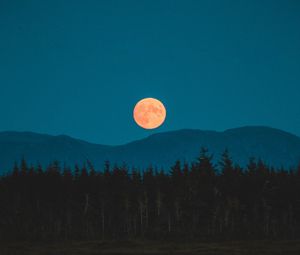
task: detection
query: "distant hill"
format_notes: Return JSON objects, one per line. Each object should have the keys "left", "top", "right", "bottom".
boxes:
{"left": 0, "top": 126, "right": 300, "bottom": 173}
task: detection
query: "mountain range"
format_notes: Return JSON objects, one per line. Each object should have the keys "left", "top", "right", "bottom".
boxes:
{"left": 0, "top": 126, "right": 300, "bottom": 173}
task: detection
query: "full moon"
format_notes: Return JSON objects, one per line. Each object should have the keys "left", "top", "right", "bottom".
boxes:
{"left": 133, "top": 98, "right": 166, "bottom": 129}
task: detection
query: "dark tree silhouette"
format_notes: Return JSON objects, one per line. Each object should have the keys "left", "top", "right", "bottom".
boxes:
{"left": 0, "top": 149, "right": 299, "bottom": 242}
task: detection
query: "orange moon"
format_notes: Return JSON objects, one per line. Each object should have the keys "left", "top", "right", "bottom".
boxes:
{"left": 133, "top": 98, "right": 166, "bottom": 129}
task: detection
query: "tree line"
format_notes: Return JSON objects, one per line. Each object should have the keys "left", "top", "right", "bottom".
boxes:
{"left": 0, "top": 148, "right": 299, "bottom": 241}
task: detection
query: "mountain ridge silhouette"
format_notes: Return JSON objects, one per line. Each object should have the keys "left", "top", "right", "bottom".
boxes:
{"left": 0, "top": 126, "right": 299, "bottom": 172}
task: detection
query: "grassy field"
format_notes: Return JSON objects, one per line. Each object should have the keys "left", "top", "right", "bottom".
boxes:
{"left": 1, "top": 240, "right": 300, "bottom": 255}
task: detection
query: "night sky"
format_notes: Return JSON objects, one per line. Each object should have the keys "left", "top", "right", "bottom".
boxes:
{"left": 0, "top": 0, "right": 300, "bottom": 145}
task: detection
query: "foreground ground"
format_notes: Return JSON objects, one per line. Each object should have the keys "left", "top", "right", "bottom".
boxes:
{"left": 1, "top": 240, "right": 300, "bottom": 255}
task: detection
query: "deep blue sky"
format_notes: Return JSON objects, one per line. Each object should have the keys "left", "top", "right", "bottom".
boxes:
{"left": 0, "top": 0, "right": 300, "bottom": 145}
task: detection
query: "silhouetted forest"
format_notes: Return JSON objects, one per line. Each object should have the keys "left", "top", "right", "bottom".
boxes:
{"left": 0, "top": 148, "right": 299, "bottom": 242}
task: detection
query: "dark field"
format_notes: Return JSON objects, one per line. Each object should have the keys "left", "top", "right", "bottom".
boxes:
{"left": 1, "top": 240, "right": 300, "bottom": 255}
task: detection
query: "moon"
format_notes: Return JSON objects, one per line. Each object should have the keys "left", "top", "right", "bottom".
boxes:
{"left": 133, "top": 98, "right": 166, "bottom": 129}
